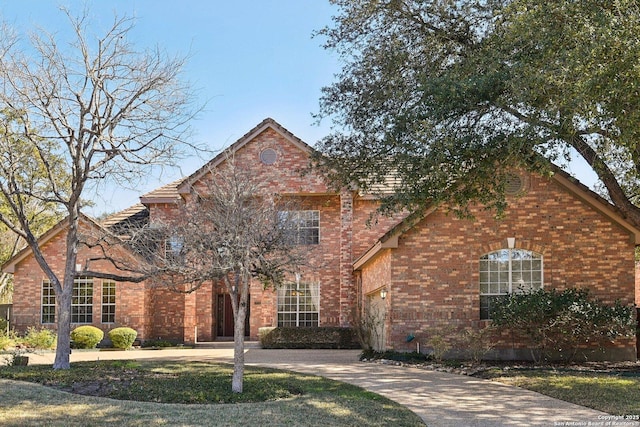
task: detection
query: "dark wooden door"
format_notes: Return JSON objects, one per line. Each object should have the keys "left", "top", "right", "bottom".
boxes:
{"left": 217, "top": 294, "right": 250, "bottom": 338}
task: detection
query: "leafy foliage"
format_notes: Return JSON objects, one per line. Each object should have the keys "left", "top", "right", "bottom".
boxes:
{"left": 141, "top": 339, "right": 176, "bottom": 348}
{"left": 259, "top": 327, "right": 359, "bottom": 349}
{"left": 70, "top": 326, "right": 104, "bottom": 349}
{"left": 360, "top": 349, "right": 431, "bottom": 363}
{"left": 315, "top": 0, "right": 640, "bottom": 225}
{"left": 108, "top": 327, "right": 137, "bottom": 349}
{"left": 490, "top": 288, "right": 635, "bottom": 362}
{"left": 23, "top": 327, "right": 57, "bottom": 350}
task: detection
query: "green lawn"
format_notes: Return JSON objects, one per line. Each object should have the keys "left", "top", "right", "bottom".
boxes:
{"left": 0, "top": 360, "right": 425, "bottom": 426}
{"left": 477, "top": 367, "right": 640, "bottom": 416}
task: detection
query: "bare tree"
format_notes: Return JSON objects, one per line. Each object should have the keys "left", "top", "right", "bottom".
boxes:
{"left": 139, "top": 157, "right": 311, "bottom": 393}
{"left": 0, "top": 8, "right": 199, "bottom": 369}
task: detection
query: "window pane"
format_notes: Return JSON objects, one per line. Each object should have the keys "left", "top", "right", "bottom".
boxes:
{"left": 277, "top": 281, "right": 320, "bottom": 327}
{"left": 41, "top": 280, "right": 56, "bottom": 324}
{"left": 102, "top": 281, "right": 116, "bottom": 323}
{"left": 499, "top": 272, "right": 509, "bottom": 284}
{"left": 278, "top": 210, "right": 320, "bottom": 245}
{"left": 72, "top": 278, "right": 93, "bottom": 324}
{"left": 479, "top": 249, "right": 543, "bottom": 319}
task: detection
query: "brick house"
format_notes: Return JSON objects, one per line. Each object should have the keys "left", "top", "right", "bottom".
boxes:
{"left": 4, "top": 118, "right": 639, "bottom": 360}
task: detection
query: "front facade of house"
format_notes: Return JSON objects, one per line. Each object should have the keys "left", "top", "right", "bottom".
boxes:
{"left": 5, "top": 118, "right": 639, "bottom": 360}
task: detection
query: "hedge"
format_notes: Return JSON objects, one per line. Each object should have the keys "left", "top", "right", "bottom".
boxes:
{"left": 259, "top": 326, "right": 360, "bottom": 349}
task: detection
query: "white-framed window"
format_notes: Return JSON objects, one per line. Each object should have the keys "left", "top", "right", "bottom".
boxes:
{"left": 41, "top": 280, "right": 56, "bottom": 324}
{"left": 479, "top": 249, "right": 543, "bottom": 319}
{"left": 72, "top": 277, "right": 93, "bottom": 324}
{"left": 278, "top": 210, "right": 320, "bottom": 245}
{"left": 101, "top": 281, "right": 116, "bottom": 324}
{"left": 164, "top": 235, "right": 184, "bottom": 259}
{"left": 277, "top": 281, "right": 320, "bottom": 327}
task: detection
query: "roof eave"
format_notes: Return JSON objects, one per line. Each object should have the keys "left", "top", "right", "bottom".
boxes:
{"left": 353, "top": 234, "right": 400, "bottom": 271}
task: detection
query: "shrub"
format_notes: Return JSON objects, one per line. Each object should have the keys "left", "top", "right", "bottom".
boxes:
{"left": 424, "top": 326, "right": 457, "bottom": 362}
{"left": 360, "top": 349, "right": 430, "bottom": 363}
{"left": 454, "top": 326, "right": 496, "bottom": 364}
{"left": 108, "top": 327, "right": 137, "bottom": 349}
{"left": 23, "top": 326, "right": 56, "bottom": 349}
{"left": 352, "top": 303, "right": 385, "bottom": 351}
{"left": 70, "top": 325, "right": 104, "bottom": 349}
{"left": 0, "top": 325, "right": 16, "bottom": 351}
{"left": 259, "top": 327, "right": 360, "bottom": 349}
{"left": 141, "top": 339, "right": 175, "bottom": 348}
{"left": 491, "top": 287, "right": 635, "bottom": 362}
{"left": 0, "top": 334, "right": 13, "bottom": 351}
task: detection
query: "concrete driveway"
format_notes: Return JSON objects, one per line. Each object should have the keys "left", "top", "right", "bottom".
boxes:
{"left": 23, "top": 344, "right": 637, "bottom": 427}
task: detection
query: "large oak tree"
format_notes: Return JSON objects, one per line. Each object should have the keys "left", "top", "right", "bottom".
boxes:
{"left": 314, "top": 0, "right": 640, "bottom": 224}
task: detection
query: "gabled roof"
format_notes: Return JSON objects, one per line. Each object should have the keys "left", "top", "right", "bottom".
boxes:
{"left": 100, "top": 203, "right": 149, "bottom": 239}
{"left": 139, "top": 178, "right": 186, "bottom": 205}
{"left": 353, "top": 167, "right": 640, "bottom": 270}
{"left": 2, "top": 213, "right": 123, "bottom": 274}
{"left": 176, "top": 118, "right": 316, "bottom": 195}
{"left": 2, "top": 199, "right": 153, "bottom": 274}
{"left": 101, "top": 203, "right": 148, "bottom": 230}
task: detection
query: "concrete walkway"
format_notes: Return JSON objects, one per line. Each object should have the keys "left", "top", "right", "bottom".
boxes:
{"left": 23, "top": 344, "right": 638, "bottom": 427}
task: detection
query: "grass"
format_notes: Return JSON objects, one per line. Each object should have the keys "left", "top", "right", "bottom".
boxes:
{"left": 0, "top": 360, "right": 425, "bottom": 426}
{"left": 476, "top": 367, "right": 640, "bottom": 416}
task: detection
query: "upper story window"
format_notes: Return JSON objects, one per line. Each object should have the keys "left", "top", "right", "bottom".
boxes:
{"left": 278, "top": 210, "right": 320, "bottom": 245}
{"left": 165, "top": 235, "right": 184, "bottom": 260}
{"left": 479, "top": 249, "right": 543, "bottom": 320}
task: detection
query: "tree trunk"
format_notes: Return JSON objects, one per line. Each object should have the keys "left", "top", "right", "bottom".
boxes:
{"left": 53, "top": 287, "right": 72, "bottom": 369}
{"left": 231, "top": 293, "right": 247, "bottom": 393}
{"left": 54, "top": 210, "right": 80, "bottom": 370}
{"left": 570, "top": 134, "right": 640, "bottom": 227}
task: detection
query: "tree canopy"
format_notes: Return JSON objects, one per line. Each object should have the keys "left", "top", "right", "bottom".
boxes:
{"left": 314, "top": 0, "right": 640, "bottom": 225}
{"left": 134, "top": 156, "right": 310, "bottom": 393}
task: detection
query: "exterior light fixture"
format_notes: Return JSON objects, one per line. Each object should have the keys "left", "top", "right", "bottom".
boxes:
{"left": 507, "top": 237, "right": 516, "bottom": 249}
{"left": 380, "top": 288, "right": 388, "bottom": 300}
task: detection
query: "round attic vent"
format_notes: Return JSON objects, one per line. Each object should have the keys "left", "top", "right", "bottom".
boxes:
{"left": 504, "top": 173, "right": 525, "bottom": 195}
{"left": 260, "top": 148, "right": 278, "bottom": 165}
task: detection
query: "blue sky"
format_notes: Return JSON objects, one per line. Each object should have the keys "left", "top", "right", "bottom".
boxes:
{"left": 0, "top": 0, "right": 598, "bottom": 216}
{"left": 0, "top": 0, "right": 340, "bottom": 215}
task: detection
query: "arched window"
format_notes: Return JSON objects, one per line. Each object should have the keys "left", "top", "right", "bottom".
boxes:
{"left": 479, "top": 249, "right": 543, "bottom": 319}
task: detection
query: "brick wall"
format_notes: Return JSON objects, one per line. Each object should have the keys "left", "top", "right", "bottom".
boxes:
{"left": 360, "top": 173, "right": 637, "bottom": 359}
{"left": 11, "top": 220, "right": 148, "bottom": 341}
{"left": 143, "top": 128, "right": 348, "bottom": 340}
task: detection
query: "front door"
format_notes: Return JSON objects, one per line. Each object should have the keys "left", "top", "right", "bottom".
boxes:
{"left": 216, "top": 294, "right": 250, "bottom": 338}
